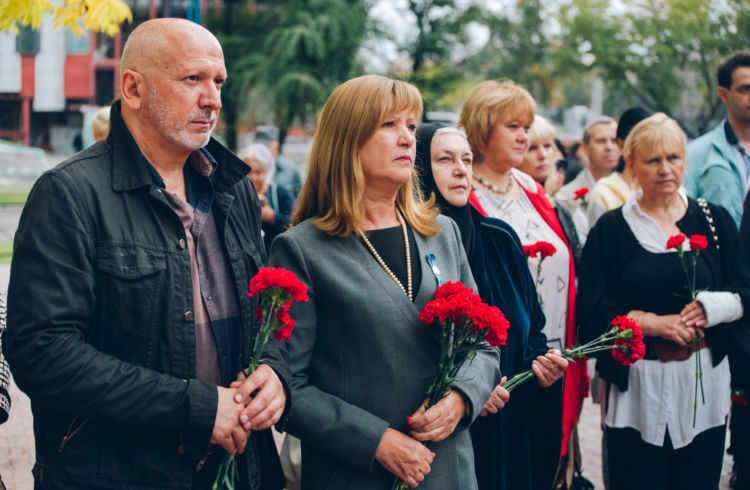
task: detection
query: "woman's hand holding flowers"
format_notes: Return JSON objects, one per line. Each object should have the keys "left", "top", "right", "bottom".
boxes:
{"left": 480, "top": 377, "right": 510, "bottom": 416}
{"left": 680, "top": 301, "right": 708, "bottom": 330}
{"left": 376, "top": 428, "right": 435, "bottom": 488}
{"left": 407, "top": 390, "right": 468, "bottom": 443}
{"left": 532, "top": 349, "right": 568, "bottom": 388}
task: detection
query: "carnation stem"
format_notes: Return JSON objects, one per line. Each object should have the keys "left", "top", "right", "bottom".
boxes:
{"left": 502, "top": 333, "right": 633, "bottom": 393}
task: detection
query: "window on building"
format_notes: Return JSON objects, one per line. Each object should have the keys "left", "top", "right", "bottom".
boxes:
{"left": 66, "top": 28, "right": 91, "bottom": 54}
{"left": 16, "top": 25, "right": 40, "bottom": 54}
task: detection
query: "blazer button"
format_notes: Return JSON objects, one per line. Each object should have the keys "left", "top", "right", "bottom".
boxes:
{"left": 178, "top": 238, "right": 186, "bottom": 249}
{"left": 184, "top": 310, "right": 194, "bottom": 321}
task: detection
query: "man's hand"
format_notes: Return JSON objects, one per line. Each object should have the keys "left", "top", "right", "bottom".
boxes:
{"left": 210, "top": 387, "right": 250, "bottom": 454}
{"left": 375, "top": 428, "right": 434, "bottom": 488}
{"left": 230, "top": 364, "right": 286, "bottom": 431}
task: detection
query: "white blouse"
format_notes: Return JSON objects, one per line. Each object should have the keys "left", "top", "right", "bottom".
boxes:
{"left": 473, "top": 169, "right": 570, "bottom": 351}
{"left": 605, "top": 188, "right": 735, "bottom": 448}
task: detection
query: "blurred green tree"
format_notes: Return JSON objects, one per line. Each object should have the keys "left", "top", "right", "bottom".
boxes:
{"left": 209, "top": 0, "right": 368, "bottom": 150}
{"left": 558, "top": 0, "right": 750, "bottom": 136}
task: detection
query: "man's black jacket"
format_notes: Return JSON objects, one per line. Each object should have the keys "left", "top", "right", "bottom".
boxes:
{"left": 3, "top": 103, "right": 290, "bottom": 489}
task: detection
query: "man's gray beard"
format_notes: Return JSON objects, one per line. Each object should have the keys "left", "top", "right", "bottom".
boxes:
{"left": 144, "top": 86, "right": 215, "bottom": 151}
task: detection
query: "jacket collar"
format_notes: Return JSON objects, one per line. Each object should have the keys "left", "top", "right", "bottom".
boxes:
{"left": 707, "top": 118, "right": 736, "bottom": 161}
{"left": 108, "top": 101, "right": 250, "bottom": 194}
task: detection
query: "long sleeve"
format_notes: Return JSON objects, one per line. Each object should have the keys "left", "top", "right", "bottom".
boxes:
{"left": 576, "top": 210, "right": 633, "bottom": 390}
{"left": 3, "top": 173, "right": 217, "bottom": 453}
{"left": 445, "top": 217, "right": 501, "bottom": 426}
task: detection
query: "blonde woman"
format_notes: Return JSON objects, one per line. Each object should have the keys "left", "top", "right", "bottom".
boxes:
{"left": 579, "top": 113, "right": 750, "bottom": 490}
{"left": 269, "top": 75, "right": 500, "bottom": 489}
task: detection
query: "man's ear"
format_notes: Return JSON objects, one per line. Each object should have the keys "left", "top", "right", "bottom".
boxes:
{"left": 718, "top": 86, "right": 729, "bottom": 105}
{"left": 121, "top": 69, "right": 146, "bottom": 111}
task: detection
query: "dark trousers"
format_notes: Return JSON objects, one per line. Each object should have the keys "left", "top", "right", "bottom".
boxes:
{"left": 730, "top": 402, "right": 750, "bottom": 489}
{"left": 605, "top": 424, "right": 726, "bottom": 490}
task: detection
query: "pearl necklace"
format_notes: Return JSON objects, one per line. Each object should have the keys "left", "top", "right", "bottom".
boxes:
{"left": 356, "top": 208, "right": 413, "bottom": 301}
{"left": 473, "top": 170, "right": 514, "bottom": 194}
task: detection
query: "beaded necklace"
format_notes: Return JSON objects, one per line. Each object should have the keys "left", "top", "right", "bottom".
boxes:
{"left": 356, "top": 208, "right": 413, "bottom": 301}
{"left": 473, "top": 170, "right": 514, "bottom": 194}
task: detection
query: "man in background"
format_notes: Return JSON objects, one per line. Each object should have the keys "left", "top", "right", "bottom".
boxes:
{"left": 687, "top": 52, "right": 750, "bottom": 227}
{"left": 254, "top": 125, "right": 303, "bottom": 196}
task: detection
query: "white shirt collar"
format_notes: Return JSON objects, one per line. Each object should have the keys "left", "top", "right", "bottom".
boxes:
{"left": 621, "top": 187, "right": 689, "bottom": 254}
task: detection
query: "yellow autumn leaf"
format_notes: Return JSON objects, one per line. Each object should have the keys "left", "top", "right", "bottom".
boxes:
{"left": 0, "top": 0, "right": 132, "bottom": 36}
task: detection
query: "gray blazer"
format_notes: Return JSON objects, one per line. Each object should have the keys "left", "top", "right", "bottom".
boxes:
{"left": 269, "top": 215, "right": 501, "bottom": 489}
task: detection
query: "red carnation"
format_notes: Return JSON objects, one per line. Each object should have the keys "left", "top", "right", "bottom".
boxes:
{"left": 434, "top": 281, "right": 475, "bottom": 301}
{"left": 666, "top": 234, "right": 686, "bottom": 251}
{"left": 523, "top": 241, "right": 556, "bottom": 259}
{"left": 574, "top": 187, "right": 589, "bottom": 200}
{"left": 731, "top": 391, "right": 748, "bottom": 408}
{"left": 689, "top": 234, "right": 708, "bottom": 251}
{"left": 249, "top": 267, "right": 308, "bottom": 302}
{"left": 477, "top": 305, "right": 510, "bottom": 347}
{"left": 419, "top": 297, "right": 450, "bottom": 324}
{"left": 273, "top": 308, "right": 295, "bottom": 341}
{"left": 536, "top": 241, "right": 556, "bottom": 258}
{"left": 610, "top": 315, "right": 645, "bottom": 366}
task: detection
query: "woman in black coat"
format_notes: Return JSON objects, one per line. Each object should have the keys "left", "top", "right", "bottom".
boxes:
{"left": 415, "top": 123, "right": 566, "bottom": 490}
{"left": 578, "top": 113, "right": 750, "bottom": 490}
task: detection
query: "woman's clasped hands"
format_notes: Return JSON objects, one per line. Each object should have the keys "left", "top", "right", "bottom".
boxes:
{"left": 634, "top": 306, "right": 706, "bottom": 346}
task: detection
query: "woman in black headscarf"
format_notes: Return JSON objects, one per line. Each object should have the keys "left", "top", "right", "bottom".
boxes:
{"left": 415, "top": 123, "right": 567, "bottom": 490}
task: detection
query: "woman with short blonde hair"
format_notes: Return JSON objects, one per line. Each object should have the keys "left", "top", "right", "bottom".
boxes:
{"left": 579, "top": 112, "right": 750, "bottom": 490}
{"left": 622, "top": 112, "right": 687, "bottom": 163}
{"left": 272, "top": 74, "right": 500, "bottom": 489}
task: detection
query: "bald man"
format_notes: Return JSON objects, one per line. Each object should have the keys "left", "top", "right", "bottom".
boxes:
{"left": 4, "top": 19, "right": 289, "bottom": 490}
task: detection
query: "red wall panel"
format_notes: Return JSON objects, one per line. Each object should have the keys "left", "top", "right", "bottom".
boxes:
{"left": 65, "top": 53, "right": 94, "bottom": 99}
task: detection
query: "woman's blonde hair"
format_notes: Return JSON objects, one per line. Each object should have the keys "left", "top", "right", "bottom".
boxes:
{"left": 528, "top": 115, "right": 556, "bottom": 144}
{"left": 293, "top": 74, "right": 439, "bottom": 237}
{"left": 92, "top": 106, "right": 111, "bottom": 142}
{"left": 623, "top": 113, "right": 687, "bottom": 162}
{"left": 458, "top": 80, "right": 536, "bottom": 158}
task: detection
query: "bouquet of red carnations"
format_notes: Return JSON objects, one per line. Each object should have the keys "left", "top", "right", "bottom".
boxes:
{"left": 501, "top": 315, "right": 645, "bottom": 392}
{"left": 392, "top": 281, "right": 510, "bottom": 490}
{"left": 213, "top": 267, "right": 308, "bottom": 490}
